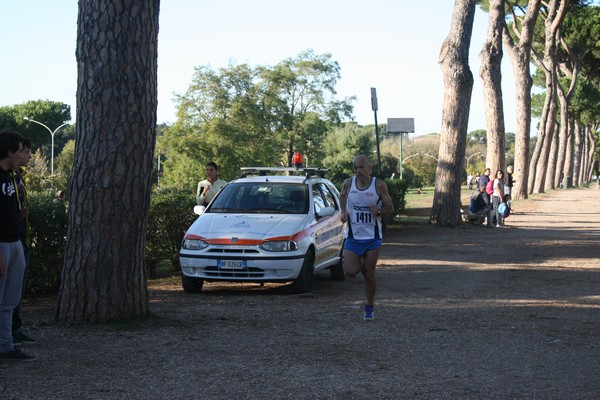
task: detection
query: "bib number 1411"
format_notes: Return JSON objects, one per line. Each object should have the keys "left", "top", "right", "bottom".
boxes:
{"left": 355, "top": 211, "right": 373, "bottom": 224}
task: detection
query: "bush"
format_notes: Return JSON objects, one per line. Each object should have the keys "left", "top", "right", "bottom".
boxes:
{"left": 384, "top": 178, "right": 408, "bottom": 215}
{"left": 27, "top": 192, "right": 68, "bottom": 295}
{"left": 145, "top": 189, "right": 197, "bottom": 278}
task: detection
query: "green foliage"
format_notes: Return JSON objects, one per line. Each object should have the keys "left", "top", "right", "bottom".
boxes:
{"left": 384, "top": 178, "right": 408, "bottom": 215}
{"left": 25, "top": 188, "right": 200, "bottom": 294}
{"left": 3, "top": 100, "right": 72, "bottom": 153}
{"left": 157, "top": 50, "right": 355, "bottom": 189}
{"left": 145, "top": 189, "right": 198, "bottom": 277}
{"left": 27, "top": 192, "right": 68, "bottom": 295}
{"left": 23, "top": 150, "right": 52, "bottom": 192}
{"left": 55, "top": 140, "right": 76, "bottom": 191}
{"left": 321, "top": 123, "right": 374, "bottom": 183}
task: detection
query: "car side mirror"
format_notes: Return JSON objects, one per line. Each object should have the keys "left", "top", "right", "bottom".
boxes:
{"left": 316, "top": 207, "right": 335, "bottom": 218}
{"left": 194, "top": 205, "right": 206, "bottom": 215}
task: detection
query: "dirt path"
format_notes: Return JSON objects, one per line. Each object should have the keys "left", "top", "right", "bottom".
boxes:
{"left": 2, "top": 187, "right": 599, "bottom": 399}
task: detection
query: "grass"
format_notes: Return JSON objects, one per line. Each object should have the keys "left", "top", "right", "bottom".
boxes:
{"left": 392, "top": 186, "right": 475, "bottom": 226}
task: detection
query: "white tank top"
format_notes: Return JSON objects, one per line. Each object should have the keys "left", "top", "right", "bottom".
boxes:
{"left": 346, "top": 177, "right": 382, "bottom": 240}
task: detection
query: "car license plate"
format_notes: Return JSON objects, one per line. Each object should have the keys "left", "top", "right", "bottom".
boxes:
{"left": 218, "top": 259, "right": 247, "bottom": 270}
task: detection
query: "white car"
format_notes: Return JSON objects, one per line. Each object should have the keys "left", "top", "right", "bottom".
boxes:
{"left": 179, "top": 167, "right": 346, "bottom": 294}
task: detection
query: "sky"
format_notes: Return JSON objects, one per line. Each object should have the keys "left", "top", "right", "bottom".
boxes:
{"left": 0, "top": 1, "right": 523, "bottom": 138}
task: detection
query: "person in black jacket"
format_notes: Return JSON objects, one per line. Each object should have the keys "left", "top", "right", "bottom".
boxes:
{"left": 0, "top": 131, "right": 35, "bottom": 366}
{"left": 466, "top": 185, "right": 489, "bottom": 224}
{"left": 11, "top": 137, "right": 36, "bottom": 345}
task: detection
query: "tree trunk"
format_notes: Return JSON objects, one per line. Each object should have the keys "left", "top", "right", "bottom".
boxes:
{"left": 580, "top": 126, "right": 591, "bottom": 186}
{"left": 57, "top": 0, "right": 160, "bottom": 323}
{"left": 530, "top": 0, "right": 569, "bottom": 194}
{"left": 554, "top": 87, "right": 569, "bottom": 188}
{"left": 572, "top": 121, "right": 582, "bottom": 187}
{"left": 502, "top": 0, "right": 542, "bottom": 200}
{"left": 431, "top": 0, "right": 475, "bottom": 227}
{"left": 480, "top": 0, "right": 506, "bottom": 175}
{"left": 546, "top": 122, "right": 559, "bottom": 191}
{"left": 585, "top": 127, "right": 596, "bottom": 183}
{"left": 562, "top": 117, "right": 574, "bottom": 187}
{"left": 554, "top": 37, "right": 579, "bottom": 189}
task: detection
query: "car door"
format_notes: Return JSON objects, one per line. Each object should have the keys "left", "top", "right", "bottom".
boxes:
{"left": 311, "top": 181, "right": 344, "bottom": 268}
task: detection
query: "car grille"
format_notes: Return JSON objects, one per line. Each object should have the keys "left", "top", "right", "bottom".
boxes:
{"left": 204, "top": 266, "right": 264, "bottom": 278}
{"left": 207, "top": 249, "right": 260, "bottom": 254}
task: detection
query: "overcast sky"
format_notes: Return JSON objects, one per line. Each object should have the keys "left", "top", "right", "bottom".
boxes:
{"left": 1, "top": 1, "right": 526, "bottom": 137}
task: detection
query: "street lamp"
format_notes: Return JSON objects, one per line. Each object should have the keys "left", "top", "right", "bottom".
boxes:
{"left": 24, "top": 117, "right": 69, "bottom": 176}
{"left": 465, "top": 152, "right": 482, "bottom": 171}
{"left": 399, "top": 153, "right": 420, "bottom": 163}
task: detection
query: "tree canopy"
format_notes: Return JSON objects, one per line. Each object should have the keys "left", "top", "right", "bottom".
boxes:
{"left": 157, "top": 50, "right": 355, "bottom": 190}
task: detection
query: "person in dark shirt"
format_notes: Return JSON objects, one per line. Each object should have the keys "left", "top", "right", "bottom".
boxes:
{"left": 11, "top": 137, "right": 36, "bottom": 345}
{"left": 0, "top": 131, "right": 36, "bottom": 366}
{"left": 466, "top": 185, "right": 489, "bottom": 224}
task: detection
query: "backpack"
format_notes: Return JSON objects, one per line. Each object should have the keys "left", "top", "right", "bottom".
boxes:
{"left": 498, "top": 202, "right": 510, "bottom": 218}
{"left": 486, "top": 178, "right": 494, "bottom": 195}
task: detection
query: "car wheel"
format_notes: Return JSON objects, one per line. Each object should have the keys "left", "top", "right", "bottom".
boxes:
{"left": 182, "top": 275, "right": 204, "bottom": 293}
{"left": 329, "top": 249, "right": 346, "bottom": 281}
{"left": 293, "top": 250, "right": 314, "bottom": 294}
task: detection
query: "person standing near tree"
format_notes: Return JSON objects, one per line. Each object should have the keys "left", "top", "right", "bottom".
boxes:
{"left": 479, "top": 168, "right": 494, "bottom": 226}
{"left": 505, "top": 165, "right": 514, "bottom": 206}
{"left": 0, "top": 131, "right": 36, "bottom": 366}
{"left": 492, "top": 169, "right": 506, "bottom": 227}
{"left": 340, "top": 155, "right": 394, "bottom": 321}
{"left": 11, "top": 137, "right": 36, "bottom": 345}
{"left": 196, "top": 161, "right": 227, "bottom": 206}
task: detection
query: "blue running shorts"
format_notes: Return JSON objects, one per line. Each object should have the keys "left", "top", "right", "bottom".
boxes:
{"left": 344, "top": 238, "right": 382, "bottom": 257}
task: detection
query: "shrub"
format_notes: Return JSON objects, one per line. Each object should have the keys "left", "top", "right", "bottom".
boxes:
{"left": 384, "top": 178, "right": 408, "bottom": 215}
{"left": 27, "top": 192, "right": 68, "bottom": 295}
{"left": 145, "top": 189, "right": 197, "bottom": 278}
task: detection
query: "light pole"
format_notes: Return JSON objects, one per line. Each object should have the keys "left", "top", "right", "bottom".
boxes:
{"left": 423, "top": 153, "right": 438, "bottom": 162}
{"left": 466, "top": 152, "right": 482, "bottom": 172}
{"left": 24, "top": 117, "right": 69, "bottom": 176}
{"left": 370, "top": 88, "right": 382, "bottom": 177}
{"left": 402, "top": 153, "right": 420, "bottom": 163}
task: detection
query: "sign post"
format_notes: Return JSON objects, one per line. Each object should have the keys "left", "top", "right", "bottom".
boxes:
{"left": 387, "top": 118, "right": 415, "bottom": 179}
{"left": 370, "top": 88, "right": 382, "bottom": 177}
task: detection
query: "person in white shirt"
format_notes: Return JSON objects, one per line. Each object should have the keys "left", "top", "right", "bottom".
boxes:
{"left": 492, "top": 170, "right": 505, "bottom": 227}
{"left": 196, "top": 161, "right": 227, "bottom": 206}
{"left": 339, "top": 155, "right": 394, "bottom": 321}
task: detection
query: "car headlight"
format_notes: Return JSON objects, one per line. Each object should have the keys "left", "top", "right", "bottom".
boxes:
{"left": 181, "top": 239, "right": 209, "bottom": 250}
{"left": 260, "top": 241, "right": 298, "bottom": 252}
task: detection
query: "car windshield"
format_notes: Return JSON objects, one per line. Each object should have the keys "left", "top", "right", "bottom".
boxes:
{"left": 208, "top": 182, "right": 308, "bottom": 214}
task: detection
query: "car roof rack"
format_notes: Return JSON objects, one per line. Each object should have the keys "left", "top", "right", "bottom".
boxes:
{"left": 240, "top": 167, "right": 328, "bottom": 179}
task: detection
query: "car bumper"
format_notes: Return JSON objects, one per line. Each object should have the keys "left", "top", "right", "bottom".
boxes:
{"left": 179, "top": 253, "right": 306, "bottom": 282}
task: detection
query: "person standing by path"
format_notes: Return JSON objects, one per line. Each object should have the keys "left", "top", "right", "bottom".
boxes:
{"left": 340, "top": 155, "right": 394, "bottom": 321}
{"left": 0, "top": 131, "right": 36, "bottom": 366}
{"left": 492, "top": 170, "right": 506, "bottom": 227}
{"left": 11, "top": 137, "right": 36, "bottom": 345}
{"left": 196, "top": 161, "right": 228, "bottom": 206}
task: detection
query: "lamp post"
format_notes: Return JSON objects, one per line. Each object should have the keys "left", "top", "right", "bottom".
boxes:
{"left": 24, "top": 117, "right": 69, "bottom": 176}
{"left": 466, "top": 152, "right": 482, "bottom": 172}
{"left": 370, "top": 88, "right": 382, "bottom": 177}
{"left": 401, "top": 153, "right": 420, "bottom": 163}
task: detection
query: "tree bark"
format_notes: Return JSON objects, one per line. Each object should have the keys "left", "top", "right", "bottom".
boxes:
{"left": 529, "top": 0, "right": 569, "bottom": 194}
{"left": 480, "top": 0, "right": 506, "bottom": 175}
{"left": 562, "top": 117, "right": 574, "bottom": 187}
{"left": 554, "top": 37, "right": 580, "bottom": 189}
{"left": 57, "top": 0, "right": 160, "bottom": 323}
{"left": 585, "top": 127, "right": 596, "bottom": 183}
{"left": 502, "top": 0, "right": 542, "bottom": 200}
{"left": 431, "top": 0, "right": 475, "bottom": 227}
{"left": 572, "top": 121, "right": 582, "bottom": 187}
